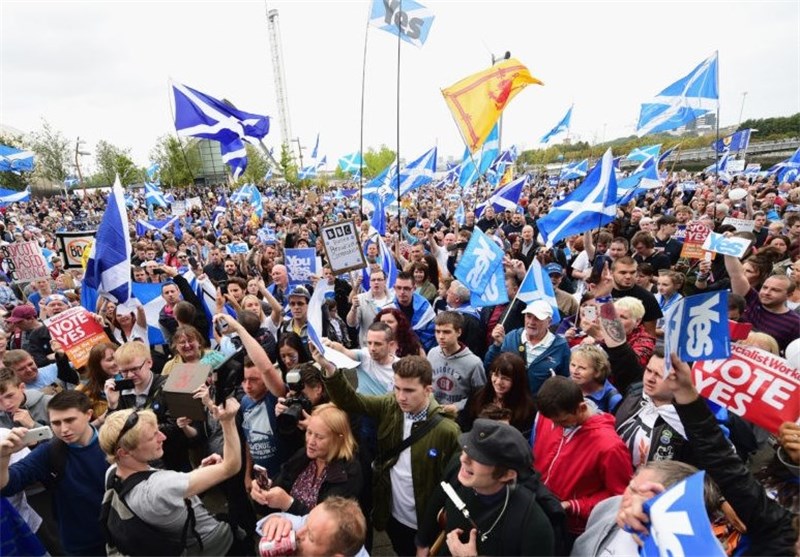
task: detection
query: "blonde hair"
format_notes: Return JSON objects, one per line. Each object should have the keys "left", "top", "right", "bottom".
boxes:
{"left": 241, "top": 294, "right": 266, "bottom": 320}
{"left": 614, "top": 296, "right": 645, "bottom": 323}
{"left": 99, "top": 409, "right": 158, "bottom": 464}
{"left": 310, "top": 403, "right": 357, "bottom": 462}
{"left": 571, "top": 344, "right": 611, "bottom": 382}
{"left": 114, "top": 341, "right": 151, "bottom": 367}
{"left": 740, "top": 332, "right": 780, "bottom": 356}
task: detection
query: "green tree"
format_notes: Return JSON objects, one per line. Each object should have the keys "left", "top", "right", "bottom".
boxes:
{"left": 0, "top": 133, "right": 30, "bottom": 190}
{"left": 363, "top": 145, "right": 396, "bottom": 178}
{"left": 149, "top": 135, "right": 202, "bottom": 188}
{"left": 239, "top": 144, "right": 270, "bottom": 184}
{"left": 28, "top": 120, "right": 71, "bottom": 185}
{"left": 279, "top": 143, "right": 298, "bottom": 184}
{"left": 93, "top": 140, "right": 138, "bottom": 186}
{"left": 739, "top": 113, "right": 800, "bottom": 139}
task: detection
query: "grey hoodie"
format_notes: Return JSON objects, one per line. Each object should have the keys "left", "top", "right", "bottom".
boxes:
{"left": 427, "top": 344, "right": 486, "bottom": 410}
{"left": 0, "top": 388, "right": 52, "bottom": 429}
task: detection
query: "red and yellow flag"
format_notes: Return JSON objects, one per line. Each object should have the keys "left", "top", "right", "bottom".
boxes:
{"left": 442, "top": 58, "right": 543, "bottom": 153}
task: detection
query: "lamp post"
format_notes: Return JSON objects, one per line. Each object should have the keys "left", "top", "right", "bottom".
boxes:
{"left": 74, "top": 137, "right": 90, "bottom": 197}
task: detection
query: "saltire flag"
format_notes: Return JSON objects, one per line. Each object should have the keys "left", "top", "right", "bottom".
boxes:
{"left": 213, "top": 195, "right": 227, "bottom": 229}
{"left": 516, "top": 259, "right": 561, "bottom": 325}
{"left": 361, "top": 159, "right": 397, "bottom": 205}
{"left": 391, "top": 146, "right": 438, "bottom": 199}
{"left": 264, "top": 168, "right": 273, "bottom": 181}
{"left": 626, "top": 144, "right": 661, "bottom": 162}
{"left": 64, "top": 176, "right": 80, "bottom": 188}
{"left": 299, "top": 164, "right": 317, "bottom": 180}
{"left": 310, "top": 133, "right": 320, "bottom": 160}
{"left": 703, "top": 151, "right": 731, "bottom": 180}
{"left": 230, "top": 183, "right": 255, "bottom": 204}
{"left": 339, "top": 152, "right": 363, "bottom": 174}
{"left": 442, "top": 58, "right": 543, "bottom": 153}
{"left": 144, "top": 181, "right": 168, "bottom": 208}
{"left": 486, "top": 148, "right": 515, "bottom": 188}
{"left": 474, "top": 175, "right": 527, "bottom": 218}
{"left": 559, "top": 159, "right": 588, "bottom": 180}
{"left": 146, "top": 163, "right": 160, "bottom": 181}
{"left": 250, "top": 186, "right": 263, "bottom": 219}
{"left": 377, "top": 235, "right": 398, "bottom": 288}
{"left": 658, "top": 144, "right": 680, "bottom": 166}
{"left": 135, "top": 216, "right": 181, "bottom": 237}
{"left": 0, "top": 187, "right": 31, "bottom": 205}
{"left": 368, "top": 0, "right": 435, "bottom": 48}
{"left": 640, "top": 471, "right": 725, "bottom": 557}
{"left": 83, "top": 175, "right": 131, "bottom": 304}
{"left": 540, "top": 105, "right": 573, "bottom": 144}
{"left": 460, "top": 125, "right": 499, "bottom": 188}
{"left": 767, "top": 147, "right": 800, "bottom": 183}
{"left": 172, "top": 81, "right": 270, "bottom": 180}
{"left": 433, "top": 162, "right": 462, "bottom": 189}
{"left": 454, "top": 201, "right": 466, "bottom": 226}
{"left": 636, "top": 52, "right": 719, "bottom": 136}
{"left": 538, "top": 148, "right": 618, "bottom": 248}
{"left": 370, "top": 194, "right": 387, "bottom": 236}
{"left": 712, "top": 129, "right": 752, "bottom": 153}
{"left": 0, "top": 145, "right": 35, "bottom": 173}
{"left": 617, "top": 157, "right": 662, "bottom": 204}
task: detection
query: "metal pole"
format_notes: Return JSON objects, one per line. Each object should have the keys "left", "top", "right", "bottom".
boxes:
{"left": 738, "top": 92, "right": 748, "bottom": 127}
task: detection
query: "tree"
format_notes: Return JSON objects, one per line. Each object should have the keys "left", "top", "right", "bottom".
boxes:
{"left": 94, "top": 140, "right": 138, "bottom": 186}
{"left": 0, "top": 133, "right": 30, "bottom": 191}
{"left": 279, "top": 143, "right": 298, "bottom": 185}
{"left": 28, "top": 120, "right": 71, "bottom": 185}
{"left": 363, "top": 145, "right": 396, "bottom": 178}
{"left": 239, "top": 144, "right": 270, "bottom": 184}
{"left": 149, "top": 135, "right": 202, "bottom": 188}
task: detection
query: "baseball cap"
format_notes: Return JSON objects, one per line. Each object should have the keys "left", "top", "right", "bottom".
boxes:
{"left": 544, "top": 263, "right": 564, "bottom": 276}
{"left": 458, "top": 419, "right": 532, "bottom": 473}
{"left": 6, "top": 304, "right": 37, "bottom": 323}
{"left": 288, "top": 286, "right": 311, "bottom": 300}
{"left": 522, "top": 300, "right": 553, "bottom": 320}
{"left": 43, "top": 294, "right": 69, "bottom": 306}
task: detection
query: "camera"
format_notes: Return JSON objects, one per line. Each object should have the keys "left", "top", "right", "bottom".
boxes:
{"left": 219, "top": 280, "right": 228, "bottom": 295}
{"left": 276, "top": 392, "right": 313, "bottom": 434}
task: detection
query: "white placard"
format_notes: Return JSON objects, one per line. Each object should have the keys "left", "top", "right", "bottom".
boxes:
{"left": 320, "top": 220, "right": 367, "bottom": 274}
{"left": 701, "top": 232, "right": 751, "bottom": 258}
{"left": 721, "top": 217, "right": 755, "bottom": 232}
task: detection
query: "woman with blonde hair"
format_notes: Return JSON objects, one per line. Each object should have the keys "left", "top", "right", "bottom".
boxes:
{"left": 249, "top": 403, "right": 362, "bottom": 516}
{"left": 568, "top": 344, "right": 622, "bottom": 414}
{"left": 613, "top": 296, "right": 656, "bottom": 368}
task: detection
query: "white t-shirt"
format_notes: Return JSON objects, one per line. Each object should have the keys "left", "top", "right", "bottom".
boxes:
{"left": 571, "top": 250, "right": 591, "bottom": 301}
{"left": 354, "top": 350, "right": 398, "bottom": 396}
{"left": 389, "top": 417, "right": 418, "bottom": 529}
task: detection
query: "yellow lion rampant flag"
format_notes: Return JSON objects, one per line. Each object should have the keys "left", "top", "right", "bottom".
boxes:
{"left": 442, "top": 58, "right": 542, "bottom": 153}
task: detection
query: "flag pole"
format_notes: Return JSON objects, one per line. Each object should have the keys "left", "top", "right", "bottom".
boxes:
{"left": 394, "top": 0, "right": 402, "bottom": 223}
{"left": 358, "top": 1, "right": 371, "bottom": 217}
{"left": 712, "top": 50, "right": 720, "bottom": 226}
{"left": 499, "top": 261, "right": 532, "bottom": 329}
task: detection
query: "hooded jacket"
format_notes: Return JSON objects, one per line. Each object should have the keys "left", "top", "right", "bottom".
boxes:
{"left": 427, "top": 344, "right": 486, "bottom": 410}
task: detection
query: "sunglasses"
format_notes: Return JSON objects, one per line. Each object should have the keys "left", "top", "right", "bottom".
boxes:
{"left": 114, "top": 410, "right": 139, "bottom": 453}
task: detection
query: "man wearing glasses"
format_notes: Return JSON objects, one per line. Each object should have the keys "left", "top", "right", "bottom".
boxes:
{"left": 103, "top": 341, "right": 188, "bottom": 471}
{"left": 347, "top": 269, "right": 394, "bottom": 348}
{"left": 267, "top": 286, "right": 313, "bottom": 350}
{"left": 392, "top": 271, "right": 436, "bottom": 352}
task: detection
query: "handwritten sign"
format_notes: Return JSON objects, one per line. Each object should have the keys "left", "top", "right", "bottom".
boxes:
{"left": 320, "top": 220, "right": 366, "bottom": 274}
{"left": 680, "top": 221, "right": 715, "bottom": 260}
{"left": 1, "top": 241, "right": 50, "bottom": 282}
{"left": 45, "top": 306, "right": 108, "bottom": 368}
{"left": 56, "top": 231, "right": 96, "bottom": 269}
{"left": 692, "top": 344, "right": 799, "bottom": 434}
{"left": 721, "top": 217, "right": 755, "bottom": 233}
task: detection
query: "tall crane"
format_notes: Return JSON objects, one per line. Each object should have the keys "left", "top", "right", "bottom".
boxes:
{"left": 266, "top": 6, "right": 293, "bottom": 153}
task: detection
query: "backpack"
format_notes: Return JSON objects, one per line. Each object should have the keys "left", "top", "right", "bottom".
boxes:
{"left": 100, "top": 470, "right": 203, "bottom": 557}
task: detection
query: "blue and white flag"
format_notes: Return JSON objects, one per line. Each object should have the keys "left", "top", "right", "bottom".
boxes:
{"left": 172, "top": 82, "right": 270, "bottom": 180}
{"left": 0, "top": 187, "right": 31, "bottom": 205}
{"left": 144, "top": 181, "right": 168, "bottom": 208}
{"left": 626, "top": 144, "right": 661, "bottom": 162}
{"left": 767, "top": 147, "right": 800, "bottom": 183}
{"left": 658, "top": 144, "right": 679, "bottom": 166}
{"left": 0, "top": 144, "right": 35, "bottom": 173}
{"left": 538, "top": 149, "right": 618, "bottom": 248}
{"left": 713, "top": 129, "right": 751, "bottom": 153}
{"left": 264, "top": 167, "right": 273, "bottom": 181}
{"left": 368, "top": 0, "right": 435, "bottom": 48}
{"left": 474, "top": 175, "right": 527, "bottom": 218}
{"left": 540, "top": 105, "right": 573, "bottom": 144}
{"left": 663, "top": 291, "right": 730, "bottom": 373}
{"left": 560, "top": 159, "right": 588, "bottom": 181}
{"left": 285, "top": 248, "right": 317, "bottom": 287}
{"left": 83, "top": 176, "right": 131, "bottom": 304}
{"left": 146, "top": 163, "right": 160, "bottom": 181}
{"left": 454, "top": 227, "right": 505, "bottom": 296}
{"left": 617, "top": 157, "right": 662, "bottom": 204}
{"left": 637, "top": 52, "right": 719, "bottom": 136}
{"left": 212, "top": 195, "right": 227, "bottom": 229}
{"left": 64, "top": 176, "right": 80, "bottom": 188}
{"left": 299, "top": 164, "right": 317, "bottom": 180}
{"left": 641, "top": 471, "right": 725, "bottom": 557}
{"left": 517, "top": 259, "right": 561, "bottom": 325}
{"left": 310, "top": 133, "right": 320, "bottom": 160}
{"left": 230, "top": 183, "right": 255, "bottom": 204}
{"left": 370, "top": 195, "right": 387, "bottom": 236}
{"left": 703, "top": 151, "right": 731, "bottom": 177}
{"left": 250, "top": 186, "right": 263, "bottom": 218}
{"left": 339, "top": 152, "right": 363, "bottom": 174}
{"left": 460, "top": 125, "right": 498, "bottom": 188}
{"left": 470, "top": 259, "right": 508, "bottom": 308}
{"left": 454, "top": 201, "right": 466, "bottom": 226}
{"left": 135, "top": 216, "right": 181, "bottom": 237}
{"left": 392, "top": 146, "right": 437, "bottom": 199}
{"left": 257, "top": 224, "right": 277, "bottom": 245}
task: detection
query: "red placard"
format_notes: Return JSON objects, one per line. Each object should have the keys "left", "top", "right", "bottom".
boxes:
{"left": 680, "top": 221, "right": 716, "bottom": 260}
{"left": 692, "top": 344, "right": 800, "bottom": 434}
{"left": 45, "top": 307, "right": 109, "bottom": 369}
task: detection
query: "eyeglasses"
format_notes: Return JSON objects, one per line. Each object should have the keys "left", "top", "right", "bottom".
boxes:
{"left": 119, "top": 361, "right": 147, "bottom": 375}
{"left": 394, "top": 286, "right": 413, "bottom": 292}
{"left": 288, "top": 301, "right": 307, "bottom": 307}
{"left": 113, "top": 410, "right": 139, "bottom": 453}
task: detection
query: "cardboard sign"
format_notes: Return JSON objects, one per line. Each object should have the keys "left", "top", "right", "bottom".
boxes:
{"left": 163, "top": 362, "right": 211, "bottom": 422}
{"left": 225, "top": 242, "right": 249, "bottom": 254}
{"left": 320, "top": 220, "right": 366, "bottom": 274}
{"left": 680, "top": 221, "right": 715, "bottom": 260}
{"left": 285, "top": 248, "right": 317, "bottom": 287}
{"left": 1, "top": 241, "right": 51, "bottom": 282}
{"left": 721, "top": 217, "right": 755, "bottom": 233}
{"left": 692, "top": 344, "right": 800, "bottom": 434}
{"left": 171, "top": 200, "right": 187, "bottom": 216}
{"left": 45, "top": 306, "right": 109, "bottom": 368}
{"left": 55, "top": 231, "right": 96, "bottom": 269}
{"left": 663, "top": 292, "right": 730, "bottom": 374}
{"left": 701, "top": 232, "right": 751, "bottom": 258}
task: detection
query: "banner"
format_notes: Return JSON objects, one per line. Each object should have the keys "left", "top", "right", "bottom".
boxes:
{"left": 1, "top": 241, "right": 50, "bottom": 282}
{"left": 45, "top": 306, "right": 109, "bottom": 368}
{"left": 285, "top": 248, "right": 317, "bottom": 287}
{"left": 721, "top": 217, "right": 755, "bottom": 232}
{"left": 55, "top": 230, "right": 96, "bottom": 269}
{"left": 701, "top": 231, "right": 751, "bottom": 258}
{"left": 680, "top": 221, "right": 715, "bottom": 260}
{"left": 171, "top": 200, "right": 187, "bottom": 216}
{"left": 692, "top": 344, "right": 799, "bottom": 434}
{"left": 320, "top": 220, "right": 366, "bottom": 274}
{"left": 455, "top": 227, "right": 504, "bottom": 294}
{"left": 470, "top": 260, "right": 508, "bottom": 308}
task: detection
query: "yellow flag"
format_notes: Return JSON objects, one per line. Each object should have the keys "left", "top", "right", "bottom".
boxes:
{"left": 442, "top": 58, "right": 543, "bottom": 153}
{"left": 499, "top": 165, "right": 514, "bottom": 187}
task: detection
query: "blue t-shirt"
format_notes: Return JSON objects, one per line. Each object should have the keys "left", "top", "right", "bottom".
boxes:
{"left": 240, "top": 394, "right": 281, "bottom": 477}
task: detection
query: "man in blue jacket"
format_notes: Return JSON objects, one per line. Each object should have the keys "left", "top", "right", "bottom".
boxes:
{"left": 484, "top": 300, "right": 570, "bottom": 396}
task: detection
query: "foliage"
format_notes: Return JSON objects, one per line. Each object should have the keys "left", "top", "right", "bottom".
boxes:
{"left": 279, "top": 143, "right": 298, "bottom": 185}
{"left": 0, "top": 133, "right": 30, "bottom": 190}
{"left": 363, "top": 145, "right": 396, "bottom": 178}
{"left": 149, "top": 135, "right": 202, "bottom": 188}
{"left": 93, "top": 140, "right": 138, "bottom": 186}
{"left": 28, "top": 120, "right": 71, "bottom": 184}
{"left": 239, "top": 144, "right": 270, "bottom": 184}
{"left": 738, "top": 113, "right": 800, "bottom": 139}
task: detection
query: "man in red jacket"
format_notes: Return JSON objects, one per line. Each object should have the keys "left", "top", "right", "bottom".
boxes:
{"left": 532, "top": 376, "right": 632, "bottom": 551}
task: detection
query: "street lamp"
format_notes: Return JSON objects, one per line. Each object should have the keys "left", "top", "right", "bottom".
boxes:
{"left": 75, "top": 137, "right": 91, "bottom": 196}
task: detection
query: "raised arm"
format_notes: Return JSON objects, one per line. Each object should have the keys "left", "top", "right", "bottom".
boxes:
{"left": 186, "top": 398, "right": 242, "bottom": 497}
{"left": 723, "top": 254, "right": 750, "bottom": 297}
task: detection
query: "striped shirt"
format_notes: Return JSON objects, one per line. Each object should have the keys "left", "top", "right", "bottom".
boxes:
{"left": 743, "top": 289, "right": 800, "bottom": 355}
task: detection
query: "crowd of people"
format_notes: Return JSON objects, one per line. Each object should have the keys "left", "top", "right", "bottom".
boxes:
{"left": 0, "top": 166, "right": 798, "bottom": 557}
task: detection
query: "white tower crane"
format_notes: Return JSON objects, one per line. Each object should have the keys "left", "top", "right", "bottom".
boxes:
{"left": 266, "top": 6, "right": 293, "bottom": 152}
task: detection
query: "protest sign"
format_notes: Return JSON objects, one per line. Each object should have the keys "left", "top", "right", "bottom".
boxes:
{"left": 285, "top": 248, "right": 317, "bottom": 287}
{"left": 721, "top": 217, "right": 755, "bottom": 232}
{"left": 701, "top": 232, "right": 751, "bottom": 258}
{"left": 680, "top": 221, "right": 715, "bottom": 260}
{"left": 45, "top": 306, "right": 109, "bottom": 368}
{"left": 726, "top": 159, "right": 746, "bottom": 173}
{"left": 225, "top": 242, "right": 249, "bottom": 254}
{"left": 55, "top": 230, "right": 96, "bottom": 269}
{"left": 663, "top": 291, "right": 730, "bottom": 375}
{"left": 185, "top": 196, "right": 202, "bottom": 210}
{"left": 1, "top": 241, "right": 50, "bottom": 282}
{"left": 455, "top": 227, "right": 504, "bottom": 295}
{"left": 320, "top": 220, "right": 366, "bottom": 274}
{"left": 692, "top": 344, "right": 799, "bottom": 434}
{"left": 171, "top": 200, "right": 187, "bottom": 216}
{"left": 673, "top": 224, "right": 687, "bottom": 241}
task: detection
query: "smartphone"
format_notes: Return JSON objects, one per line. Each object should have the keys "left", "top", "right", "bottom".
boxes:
{"left": 113, "top": 378, "right": 135, "bottom": 391}
{"left": 215, "top": 319, "right": 229, "bottom": 336}
{"left": 188, "top": 256, "right": 198, "bottom": 268}
{"left": 253, "top": 464, "right": 270, "bottom": 489}
{"left": 581, "top": 305, "right": 597, "bottom": 323}
{"left": 21, "top": 426, "right": 53, "bottom": 446}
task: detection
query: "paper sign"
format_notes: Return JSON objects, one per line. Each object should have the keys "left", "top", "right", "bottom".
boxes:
{"left": 320, "top": 220, "right": 366, "bottom": 274}
{"left": 692, "top": 344, "right": 799, "bottom": 434}
{"left": 680, "top": 221, "right": 715, "bottom": 260}
{"left": 701, "top": 232, "right": 751, "bottom": 258}
{"left": 285, "top": 248, "right": 317, "bottom": 287}
{"left": 663, "top": 292, "right": 730, "bottom": 375}
{"left": 171, "top": 200, "right": 187, "bottom": 216}
{"left": 56, "top": 231, "right": 96, "bottom": 269}
{"left": 225, "top": 242, "right": 249, "bottom": 254}
{"left": 1, "top": 241, "right": 50, "bottom": 282}
{"left": 721, "top": 217, "right": 755, "bottom": 232}
{"left": 45, "top": 306, "right": 109, "bottom": 368}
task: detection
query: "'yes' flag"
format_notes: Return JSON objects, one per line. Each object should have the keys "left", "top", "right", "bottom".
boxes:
{"left": 663, "top": 291, "right": 730, "bottom": 375}
{"left": 454, "top": 227, "right": 505, "bottom": 300}
{"left": 369, "top": 0, "right": 435, "bottom": 48}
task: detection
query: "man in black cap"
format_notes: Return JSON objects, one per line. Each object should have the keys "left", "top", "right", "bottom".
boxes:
{"left": 415, "top": 419, "right": 556, "bottom": 556}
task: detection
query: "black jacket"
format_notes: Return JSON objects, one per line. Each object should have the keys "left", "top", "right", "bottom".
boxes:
{"left": 273, "top": 448, "right": 363, "bottom": 516}
{"left": 674, "top": 397, "right": 796, "bottom": 556}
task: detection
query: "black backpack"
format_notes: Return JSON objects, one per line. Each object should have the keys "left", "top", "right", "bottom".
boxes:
{"left": 100, "top": 470, "right": 203, "bottom": 556}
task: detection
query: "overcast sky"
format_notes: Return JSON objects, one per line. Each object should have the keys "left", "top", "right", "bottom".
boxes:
{"left": 2, "top": 1, "right": 798, "bottom": 174}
